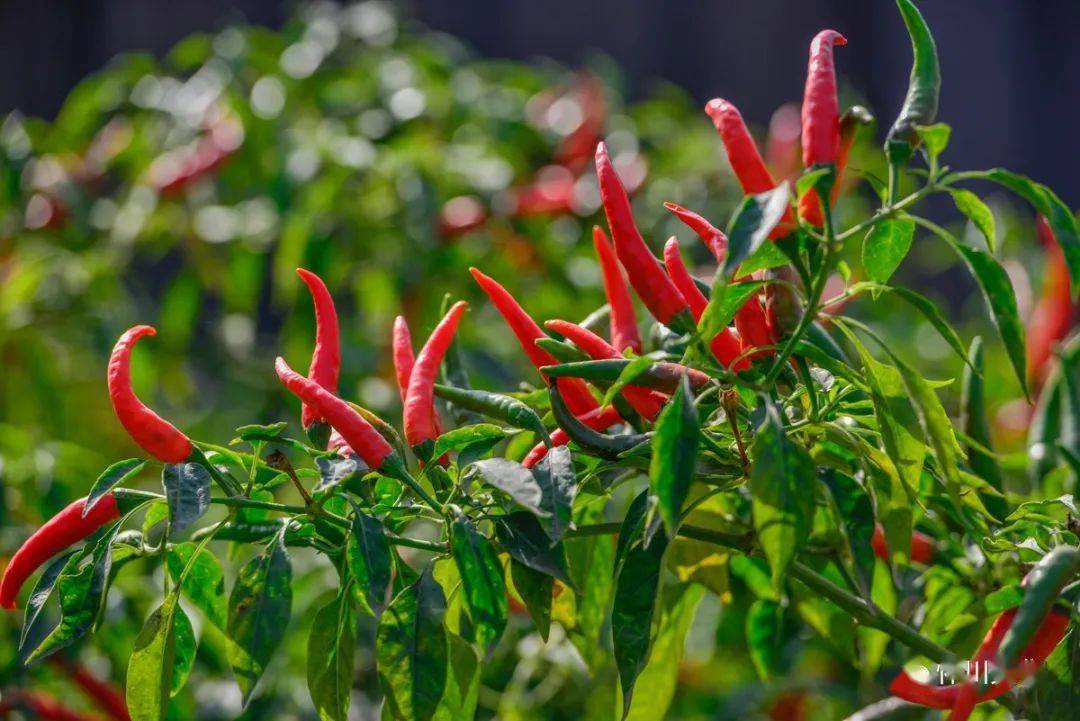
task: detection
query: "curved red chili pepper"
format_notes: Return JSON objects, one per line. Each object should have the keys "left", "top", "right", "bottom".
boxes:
{"left": 705, "top": 99, "right": 778, "bottom": 195}
{"left": 296, "top": 268, "right": 341, "bottom": 429}
{"left": 522, "top": 405, "right": 623, "bottom": 469}
{"left": 50, "top": 657, "right": 131, "bottom": 721}
{"left": 392, "top": 315, "right": 416, "bottom": 403}
{"left": 0, "top": 691, "right": 101, "bottom": 721}
{"left": 595, "top": 143, "right": 690, "bottom": 327}
{"left": 799, "top": 107, "right": 860, "bottom": 227}
{"left": 107, "top": 325, "right": 193, "bottom": 464}
{"left": 662, "top": 238, "right": 746, "bottom": 370}
{"left": 663, "top": 202, "right": 727, "bottom": 261}
{"left": 734, "top": 297, "right": 775, "bottom": 361}
{"left": 0, "top": 494, "right": 121, "bottom": 610}
{"left": 871, "top": 525, "right": 936, "bottom": 565}
{"left": 593, "top": 226, "right": 642, "bottom": 354}
{"left": 801, "top": 30, "right": 847, "bottom": 168}
{"left": 275, "top": 357, "right": 393, "bottom": 470}
{"left": 544, "top": 320, "right": 667, "bottom": 421}
{"left": 1027, "top": 215, "right": 1074, "bottom": 386}
{"left": 469, "top": 267, "right": 599, "bottom": 417}
{"left": 404, "top": 301, "right": 468, "bottom": 448}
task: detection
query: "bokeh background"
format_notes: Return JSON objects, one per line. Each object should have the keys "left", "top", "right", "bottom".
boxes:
{"left": 0, "top": 2, "right": 1076, "bottom": 719}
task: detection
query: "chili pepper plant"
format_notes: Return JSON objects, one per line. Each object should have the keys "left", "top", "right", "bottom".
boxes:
{"left": 2, "top": 1, "right": 1080, "bottom": 720}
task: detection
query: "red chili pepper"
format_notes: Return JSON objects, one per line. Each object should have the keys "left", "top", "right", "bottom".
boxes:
{"left": 392, "top": 315, "right": 416, "bottom": 403}
{"left": 871, "top": 525, "right": 935, "bottom": 565}
{"left": 49, "top": 657, "right": 131, "bottom": 721}
{"left": 327, "top": 430, "right": 353, "bottom": 457}
{"left": 0, "top": 691, "right": 101, "bottom": 721}
{"left": 594, "top": 143, "right": 690, "bottom": 327}
{"left": 522, "top": 405, "right": 623, "bottom": 469}
{"left": 0, "top": 495, "right": 121, "bottom": 610}
{"left": 275, "top": 357, "right": 393, "bottom": 470}
{"left": 149, "top": 115, "right": 243, "bottom": 196}
{"left": 544, "top": 320, "right": 667, "bottom": 421}
{"left": 554, "top": 72, "right": 606, "bottom": 171}
{"left": 734, "top": 296, "right": 775, "bottom": 361}
{"left": 404, "top": 301, "right": 468, "bottom": 449}
{"left": 296, "top": 268, "right": 341, "bottom": 429}
{"left": 705, "top": 99, "right": 778, "bottom": 195}
{"left": 593, "top": 226, "right": 642, "bottom": 354}
{"left": 107, "top": 326, "right": 193, "bottom": 464}
{"left": 765, "top": 102, "right": 803, "bottom": 183}
{"left": 663, "top": 202, "right": 727, "bottom": 261}
{"left": 801, "top": 30, "right": 847, "bottom": 168}
{"left": 507, "top": 166, "right": 576, "bottom": 218}
{"left": 662, "top": 238, "right": 746, "bottom": 370}
{"left": 1027, "top": 215, "right": 1074, "bottom": 386}
{"left": 469, "top": 267, "right": 599, "bottom": 417}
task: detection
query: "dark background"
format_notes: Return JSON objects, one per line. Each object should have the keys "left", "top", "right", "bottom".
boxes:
{"left": 1, "top": 0, "right": 1077, "bottom": 204}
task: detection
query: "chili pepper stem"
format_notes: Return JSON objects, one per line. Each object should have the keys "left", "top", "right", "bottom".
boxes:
{"left": 190, "top": 446, "right": 245, "bottom": 496}
{"left": 887, "top": 161, "right": 901, "bottom": 205}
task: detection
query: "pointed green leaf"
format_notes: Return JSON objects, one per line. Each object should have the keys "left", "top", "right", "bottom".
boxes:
{"left": 531, "top": 445, "right": 577, "bottom": 542}
{"left": 346, "top": 506, "right": 393, "bottom": 617}
{"left": 509, "top": 560, "right": 553, "bottom": 640}
{"left": 649, "top": 375, "right": 700, "bottom": 536}
{"left": 84, "top": 459, "right": 145, "bottom": 517}
{"left": 449, "top": 512, "right": 508, "bottom": 653}
{"left": 723, "top": 184, "right": 791, "bottom": 277}
{"left": 126, "top": 595, "right": 195, "bottom": 721}
{"left": 950, "top": 189, "right": 996, "bottom": 252}
{"left": 161, "top": 462, "right": 211, "bottom": 534}
{"left": 307, "top": 590, "right": 357, "bottom": 721}
{"left": 167, "top": 542, "right": 226, "bottom": 630}
{"left": 494, "top": 512, "right": 572, "bottom": 586}
{"left": 862, "top": 216, "right": 915, "bottom": 283}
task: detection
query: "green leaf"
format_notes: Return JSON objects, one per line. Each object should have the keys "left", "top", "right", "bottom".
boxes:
{"left": 377, "top": 565, "right": 449, "bottom": 721}
{"left": 346, "top": 506, "right": 393, "bottom": 617}
{"left": 227, "top": 531, "right": 293, "bottom": 705}
{"left": 749, "top": 401, "right": 815, "bottom": 590}
{"left": 126, "top": 594, "right": 195, "bottom": 721}
{"left": 746, "top": 598, "right": 786, "bottom": 680}
{"left": 998, "top": 546, "right": 1080, "bottom": 669}
{"left": 470, "top": 458, "right": 548, "bottom": 518}
{"left": 432, "top": 634, "right": 480, "bottom": 721}
{"left": 18, "top": 551, "right": 76, "bottom": 662}
{"left": 611, "top": 513, "right": 669, "bottom": 715}
{"left": 449, "top": 512, "right": 508, "bottom": 653}
{"left": 736, "top": 241, "right": 791, "bottom": 278}
{"left": 84, "top": 459, "right": 145, "bottom": 517}
{"left": 649, "top": 375, "right": 700, "bottom": 537}
{"left": 916, "top": 122, "right": 951, "bottom": 160}
{"left": 314, "top": 456, "right": 363, "bottom": 494}
{"left": 564, "top": 496, "right": 615, "bottom": 671}
{"left": 796, "top": 167, "right": 831, "bottom": 199}
{"left": 950, "top": 189, "right": 996, "bottom": 252}
{"left": 847, "top": 281, "right": 969, "bottom": 367}
{"left": 166, "top": 542, "right": 226, "bottom": 630}
{"left": 624, "top": 584, "right": 704, "bottom": 721}
{"left": 862, "top": 216, "right": 915, "bottom": 283}
{"left": 960, "top": 337, "right": 1007, "bottom": 520}
{"left": 602, "top": 355, "right": 656, "bottom": 408}
{"left": 161, "top": 462, "right": 212, "bottom": 534}
{"left": 697, "top": 280, "right": 767, "bottom": 353}
{"left": 723, "top": 184, "right": 791, "bottom": 278}
{"left": 494, "top": 512, "right": 573, "bottom": 586}
{"left": 509, "top": 560, "right": 553, "bottom": 640}
{"left": 530, "top": 445, "right": 578, "bottom": 542}
{"left": 1029, "top": 369, "right": 1063, "bottom": 482}
{"left": 307, "top": 589, "right": 357, "bottom": 721}
{"left": 819, "top": 470, "right": 876, "bottom": 592}
{"left": 431, "top": 425, "right": 510, "bottom": 460}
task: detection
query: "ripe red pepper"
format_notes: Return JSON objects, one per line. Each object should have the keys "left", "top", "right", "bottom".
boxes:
{"left": 871, "top": 525, "right": 935, "bottom": 565}
{"left": 522, "top": 405, "right": 623, "bottom": 469}
{"left": 801, "top": 30, "right": 847, "bottom": 168}
{"left": 296, "top": 268, "right": 341, "bottom": 429}
{"left": 0, "top": 691, "right": 100, "bottom": 721}
{"left": 544, "top": 320, "right": 667, "bottom": 421}
{"left": 593, "top": 226, "right": 642, "bottom": 354}
{"left": 705, "top": 99, "right": 778, "bottom": 196}
{"left": 1027, "top": 215, "right": 1074, "bottom": 387}
{"left": 392, "top": 315, "right": 416, "bottom": 403}
{"left": 149, "top": 115, "right": 243, "bottom": 196}
{"left": 799, "top": 105, "right": 862, "bottom": 227}
{"left": 661, "top": 238, "right": 746, "bottom": 369}
{"left": 507, "top": 166, "right": 576, "bottom": 218}
{"left": 594, "top": 143, "right": 691, "bottom": 328}
{"left": 663, "top": 202, "right": 727, "bottom": 261}
{"left": 404, "top": 301, "right": 468, "bottom": 449}
{"left": 108, "top": 325, "right": 194, "bottom": 464}
{"left": 275, "top": 358, "right": 394, "bottom": 470}
{"left": 734, "top": 296, "right": 775, "bottom": 361}
{"left": 470, "top": 267, "right": 599, "bottom": 417}
{"left": 0, "top": 495, "right": 121, "bottom": 610}
{"left": 50, "top": 657, "right": 131, "bottom": 721}
{"left": 554, "top": 72, "right": 606, "bottom": 171}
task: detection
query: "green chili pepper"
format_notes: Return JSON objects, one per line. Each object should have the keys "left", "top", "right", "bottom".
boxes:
{"left": 548, "top": 384, "right": 650, "bottom": 460}
{"left": 433, "top": 383, "right": 552, "bottom": 447}
{"left": 886, "top": 0, "right": 941, "bottom": 164}
{"left": 1028, "top": 369, "right": 1063, "bottom": 483}
{"left": 540, "top": 359, "right": 710, "bottom": 393}
{"left": 996, "top": 545, "right": 1080, "bottom": 670}
{"left": 534, "top": 337, "right": 590, "bottom": 364}
{"left": 960, "top": 337, "right": 1007, "bottom": 520}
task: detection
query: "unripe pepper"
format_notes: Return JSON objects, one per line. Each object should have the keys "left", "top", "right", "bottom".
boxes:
{"left": 544, "top": 319, "right": 667, "bottom": 420}
{"left": 403, "top": 301, "right": 468, "bottom": 449}
{"left": 522, "top": 405, "right": 623, "bottom": 469}
{"left": 661, "top": 238, "right": 746, "bottom": 370}
{"left": 0, "top": 495, "right": 121, "bottom": 609}
{"left": 107, "top": 325, "right": 193, "bottom": 464}
{"left": 594, "top": 143, "right": 692, "bottom": 329}
{"left": 886, "top": 0, "right": 941, "bottom": 164}
{"left": 470, "top": 267, "right": 599, "bottom": 417}
{"left": 593, "top": 226, "right": 642, "bottom": 354}
{"left": 296, "top": 268, "right": 341, "bottom": 429}
{"left": 275, "top": 358, "right": 394, "bottom": 470}
{"left": 801, "top": 30, "right": 847, "bottom": 168}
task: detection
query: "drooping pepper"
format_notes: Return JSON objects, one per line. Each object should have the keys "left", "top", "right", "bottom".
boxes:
{"left": 661, "top": 238, "right": 745, "bottom": 369}
{"left": 392, "top": 315, "right": 416, "bottom": 403}
{"left": 403, "top": 301, "right": 468, "bottom": 449}
{"left": 593, "top": 226, "right": 642, "bottom": 354}
{"left": 885, "top": 0, "right": 941, "bottom": 164}
{"left": 296, "top": 268, "right": 341, "bottom": 430}
{"left": 544, "top": 319, "right": 667, "bottom": 421}
{"left": 1027, "top": 215, "right": 1074, "bottom": 386}
{"left": 107, "top": 325, "right": 194, "bottom": 464}
{"left": 801, "top": 30, "right": 847, "bottom": 168}
{"left": 594, "top": 142, "right": 691, "bottom": 329}
{"left": 275, "top": 357, "right": 394, "bottom": 471}
{"left": 522, "top": 405, "right": 624, "bottom": 469}
{"left": 470, "top": 267, "right": 599, "bottom": 417}
{"left": 0, "top": 495, "right": 121, "bottom": 610}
